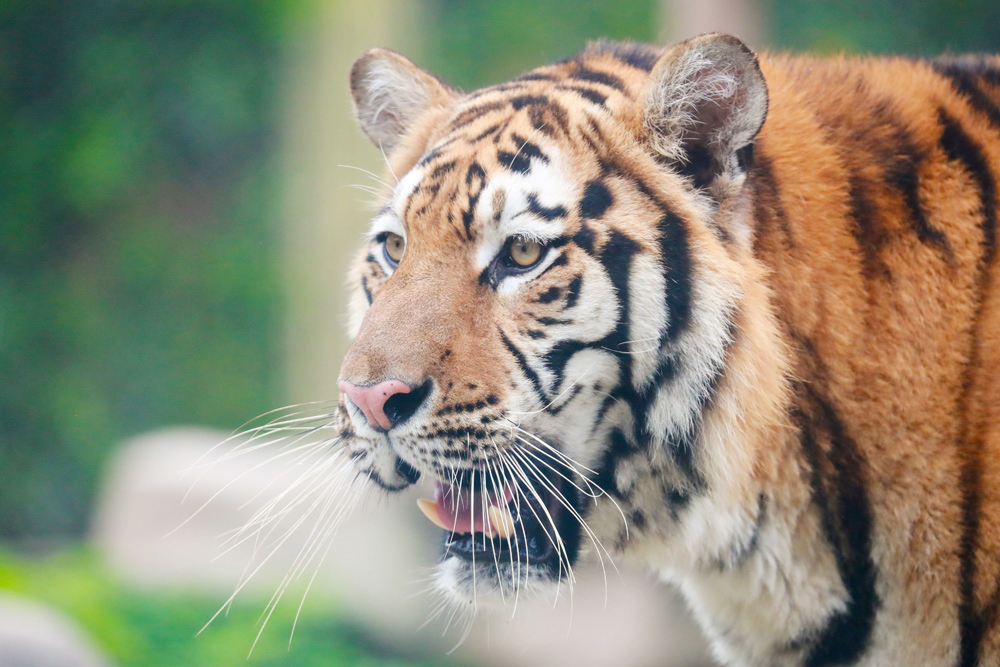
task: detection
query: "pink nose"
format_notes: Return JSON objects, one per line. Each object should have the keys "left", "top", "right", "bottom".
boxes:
{"left": 338, "top": 379, "right": 413, "bottom": 431}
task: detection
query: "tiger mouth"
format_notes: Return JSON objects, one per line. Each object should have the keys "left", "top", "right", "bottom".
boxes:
{"left": 417, "top": 471, "right": 581, "bottom": 572}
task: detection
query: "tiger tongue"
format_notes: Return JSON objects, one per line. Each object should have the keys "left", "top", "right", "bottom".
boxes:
{"left": 416, "top": 481, "right": 513, "bottom": 535}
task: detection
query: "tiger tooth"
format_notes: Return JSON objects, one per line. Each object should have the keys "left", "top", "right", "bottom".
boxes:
{"left": 417, "top": 498, "right": 451, "bottom": 531}
{"left": 488, "top": 504, "right": 515, "bottom": 539}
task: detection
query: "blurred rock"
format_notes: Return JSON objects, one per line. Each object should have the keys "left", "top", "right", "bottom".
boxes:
{"left": 0, "top": 592, "right": 112, "bottom": 667}
{"left": 93, "top": 426, "right": 714, "bottom": 665}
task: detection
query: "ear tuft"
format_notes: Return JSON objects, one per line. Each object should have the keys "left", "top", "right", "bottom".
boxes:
{"left": 349, "top": 49, "right": 456, "bottom": 153}
{"left": 644, "top": 34, "right": 768, "bottom": 193}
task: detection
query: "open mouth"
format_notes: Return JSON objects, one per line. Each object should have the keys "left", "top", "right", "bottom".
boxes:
{"left": 416, "top": 471, "right": 582, "bottom": 572}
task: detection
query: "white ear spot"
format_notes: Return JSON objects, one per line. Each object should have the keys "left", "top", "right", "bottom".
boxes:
{"left": 644, "top": 33, "right": 768, "bottom": 167}
{"left": 349, "top": 48, "right": 456, "bottom": 153}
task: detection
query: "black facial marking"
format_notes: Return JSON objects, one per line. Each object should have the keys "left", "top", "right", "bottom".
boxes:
{"left": 537, "top": 287, "right": 561, "bottom": 303}
{"left": 499, "top": 330, "right": 548, "bottom": 405}
{"left": 361, "top": 276, "right": 372, "bottom": 305}
{"left": 565, "top": 275, "right": 583, "bottom": 309}
{"left": 594, "top": 428, "right": 637, "bottom": 498}
{"left": 526, "top": 193, "right": 567, "bottom": 221}
{"left": 658, "top": 212, "right": 693, "bottom": 341}
{"left": 496, "top": 150, "right": 531, "bottom": 174}
{"left": 461, "top": 162, "right": 487, "bottom": 238}
{"left": 509, "top": 132, "right": 548, "bottom": 160}
{"left": 573, "top": 223, "right": 596, "bottom": 254}
{"left": 429, "top": 160, "right": 457, "bottom": 179}
{"left": 579, "top": 180, "right": 613, "bottom": 219}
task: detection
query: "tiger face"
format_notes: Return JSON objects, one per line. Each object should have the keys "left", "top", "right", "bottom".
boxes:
{"left": 337, "top": 34, "right": 774, "bottom": 606}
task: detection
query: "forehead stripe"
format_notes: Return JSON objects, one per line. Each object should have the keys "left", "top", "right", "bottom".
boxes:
{"left": 570, "top": 66, "right": 626, "bottom": 91}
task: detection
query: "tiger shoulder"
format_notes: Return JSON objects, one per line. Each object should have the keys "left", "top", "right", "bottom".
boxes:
{"left": 336, "top": 33, "right": 1000, "bottom": 666}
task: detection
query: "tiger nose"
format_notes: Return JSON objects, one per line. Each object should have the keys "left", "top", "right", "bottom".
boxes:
{"left": 337, "top": 379, "right": 428, "bottom": 431}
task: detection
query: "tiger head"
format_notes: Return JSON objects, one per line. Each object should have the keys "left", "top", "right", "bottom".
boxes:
{"left": 337, "top": 34, "right": 785, "bottom": 608}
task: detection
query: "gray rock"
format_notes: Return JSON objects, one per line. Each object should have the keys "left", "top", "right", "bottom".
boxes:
{"left": 0, "top": 592, "right": 112, "bottom": 667}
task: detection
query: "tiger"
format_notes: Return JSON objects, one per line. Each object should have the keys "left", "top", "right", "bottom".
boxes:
{"left": 330, "top": 33, "right": 1000, "bottom": 666}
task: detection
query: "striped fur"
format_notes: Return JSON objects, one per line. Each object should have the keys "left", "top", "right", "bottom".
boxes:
{"left": 338, "top": 34, "right": 1000, "bottom": 666}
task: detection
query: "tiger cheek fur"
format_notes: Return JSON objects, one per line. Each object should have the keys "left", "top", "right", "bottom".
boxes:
{"left": 335, "top": 34, "right": 1000, "bottom": 667}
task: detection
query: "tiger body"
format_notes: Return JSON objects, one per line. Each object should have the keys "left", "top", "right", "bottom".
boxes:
{"left": 337, "top": 35, "right": 1000, "bottom": 666}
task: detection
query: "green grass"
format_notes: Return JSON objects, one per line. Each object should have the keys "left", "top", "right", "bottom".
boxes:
{"left": 0, "top": 547, "right": 444, "bottom": 666}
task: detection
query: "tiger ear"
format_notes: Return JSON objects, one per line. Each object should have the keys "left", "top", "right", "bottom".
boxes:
{"left": 350, "top": 48, "right": 457, "bottom": 153}
{"left": 644, "top": 34, "right": 768, "bottom": 199}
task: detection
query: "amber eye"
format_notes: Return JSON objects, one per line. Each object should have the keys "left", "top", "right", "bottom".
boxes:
{"left": 509, "top": 237, "right": 542, "bottom": 267}
{"left": 383, "top": 232, "right": 405, "bottom": 265}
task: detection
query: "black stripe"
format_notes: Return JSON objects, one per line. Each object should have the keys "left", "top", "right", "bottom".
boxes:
{"left": 536, "top": 286, "right": 561, "bottom": 303}
{"left": 594, "top": 428, "right": 637, "bottom": 500}
{"left": 750, "top": 147, "right": 797, "bottom": 252}
{"left": 573, "top": 223, "right": 596, "bottom": 255}
{"left": 563, "top": 86, "right": 607, "bottom": 107}
{"left": 535, "top": 252, "right": 568, "bottom": 279}
{"left": 429, "top": 160, "right": 456, "bottom": 180}
{"left": 499, "top": 330, "right": 547, "bottom": 405}
{"left": 883, "top": 142, "right": 957, "bottom": 266}
{"left": 934, "top": 61, "right": 1000, "bottom": 129}
{"left": 937, "top": 106, "right": 997, "bottom": 667}
{"left": 794, "top": 387, "right": 879, "bottom": 667}
{"left": 847, "top": 174, "right": 893, "bottom": 283}
{"left": 515, "top": 72, "right": 555, "bottom": 82}
{"left": 510, "top": 133, "right": 549, "bottom": 163}
{"left": 587, "top": 41, "right": 659, "bottom": 72}
{"left": 511, "top": 95, "right": 548, "bottom": 110}
{"left": 571, "top": 66, "right": 625, "bottom": 91}
{"left": 360, "top": 276, "right": 372, "bottom": 305}
{"left": 579, "top": 180, "right": 613, "bottom": 219}
{"left": 565, "top": 274, "right": 583, "bottom": 309}
{"left": 658, "top": 212, "right": 692, "bottom": 341}
{"left": 715, "top": 493, "right": 767, "bottom": 571}
{"left": 471, "top": 124, "right": 501, "bottom": 142}
{"left": 461, "top": 163, "right": 486, "bottom": 238}
{"left": 450, "top": 100, "right": 508, "bottom": 129}
{"left": 526, "top": 193, "right": 566, "bottom": 220}
{"left": 937, "top": 108, "right": 997, "bottom": 266}
{"left": 496, "top": 150, "right": 531, "bottom": 174}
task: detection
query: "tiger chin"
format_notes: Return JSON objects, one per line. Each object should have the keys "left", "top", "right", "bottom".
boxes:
{"left": 331, "top": 33, "right": 1000, "bottom": 666}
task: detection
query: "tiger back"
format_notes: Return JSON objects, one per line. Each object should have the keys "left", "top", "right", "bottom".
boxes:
{"left": 335, "top": 34, "right": 1000, "bottom": 666}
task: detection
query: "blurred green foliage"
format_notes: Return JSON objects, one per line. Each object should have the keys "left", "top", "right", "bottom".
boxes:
{"left": 426, "top": 0, "right": 658, "bottom": 88}
{"left": 767, "top": 0, "right": 1000, "bottom": 55}
{"left": 0, "top": 547, "right": 438, "bottom": 666}
{"left": 0, "top": 1, "right": 293, "bottom": 539}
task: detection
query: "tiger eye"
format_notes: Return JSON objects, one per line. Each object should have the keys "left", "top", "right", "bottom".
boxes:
{"left": 509, "top": 238, "right": 542, "bottom": 267}
{"left": 384, "top": 233, "right": 405, "bottom": 264}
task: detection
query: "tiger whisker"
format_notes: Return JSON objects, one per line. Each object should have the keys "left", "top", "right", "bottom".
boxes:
{"left": 337, "top": 163, "right": 395, "bottom": 189}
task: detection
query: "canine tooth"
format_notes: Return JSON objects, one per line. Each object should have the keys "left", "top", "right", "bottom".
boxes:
{"left": 417, "top": 498, "right": 450, "bottom": 531}
{"left": 488, "top": 505, "right": 515, "bottom": 539}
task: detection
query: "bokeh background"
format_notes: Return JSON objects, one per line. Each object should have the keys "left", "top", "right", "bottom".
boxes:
{"left": 2, "top": 1, "right": 999, "bottom": 665}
